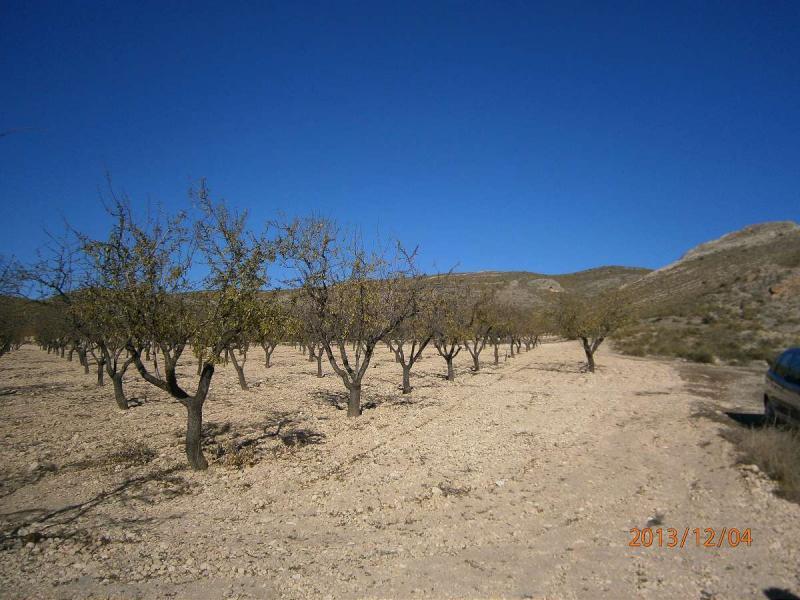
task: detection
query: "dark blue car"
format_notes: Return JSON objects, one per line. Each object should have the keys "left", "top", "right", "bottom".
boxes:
{"left": 765, "top": 348, "right": 800, "bottom": 426}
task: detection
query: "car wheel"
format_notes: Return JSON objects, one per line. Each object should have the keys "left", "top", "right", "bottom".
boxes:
{"left": 764, "top": 397, "right": 779, "bottom": 426}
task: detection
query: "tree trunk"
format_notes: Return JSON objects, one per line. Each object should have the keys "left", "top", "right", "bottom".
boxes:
{"left": 582, "top": 339, "right": 596, "bottom": 373}
{"left": 472, "top": 352, "right": 480, "bottom": 371}
{"left": 234, "top": 364, "right": 248, "bottom": 390}
{"left": 308, "top": 346, "right": 315, "bottom": 362}
{"left": 509, "top": 341, "right": 515, "bottom": 357}
{"left": 585, "top": 350, "right": 595, "bottom": 372}
{"left": 446, "top": 357, "right": 455, "bottom": 381}
{"left": 494, "top": 343, "right": 499, "bottom": 365}
{"left": 67, "top": 348, "right": 74, "bottom": 362}
{"left": 97, "top": 360, "right": 105, "bottom": 386}
{"left": 316, "top": 352, "right": 323, "bottom": 378}
{"left": 60, "top": 346, "right": 65, "bottom": 358}
{"left": 348, "top": 384, "right": 362, "bottom": 417}
{"left": 185, "top": 400, "right": 208, "bottom": 470}
{"left": 230, "top": 351, "right": 248, "bottom": 390}
{"left": 402, "top": 365, "right": 412, "bottom": 394}
{"left": 112, "top": 373, "right": 128, "bottom": 410}
{"left": 264, "top": 346, "right": 272, "bottom": 368}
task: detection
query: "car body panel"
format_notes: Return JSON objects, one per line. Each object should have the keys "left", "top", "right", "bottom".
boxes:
{"left": 765, "top": 348, "right": 800, "bottom": 426}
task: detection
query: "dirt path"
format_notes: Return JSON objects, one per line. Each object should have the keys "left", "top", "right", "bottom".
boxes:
{"left": 0, "top": 342, "right": 798, "bottom": 599}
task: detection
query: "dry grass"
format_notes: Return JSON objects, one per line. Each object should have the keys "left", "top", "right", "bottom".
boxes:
{"left": 732, "top": 426, "right": 800, "bottom": 502}
{"left": 106, "top": 440, "right": 157, "bottom": 466}
{"left": 614, "top": 319, "right": 784, "bottom": 365}
{"left": 218, "top": 441, "right": 258, "bottom": 469}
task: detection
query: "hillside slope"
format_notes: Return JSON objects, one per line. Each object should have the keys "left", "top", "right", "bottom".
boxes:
{"left": 615, "top": 221, "right": 800, "bottom": 362}
{"left": 445, "top": 266, "right": 650, "bottom": 306}
{"left": 449, "top": 221, "right": 800, "bottom": 363}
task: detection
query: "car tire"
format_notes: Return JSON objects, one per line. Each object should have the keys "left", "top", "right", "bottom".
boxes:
{"left": 764, "top": 396, "right": 779, "bottom": 426}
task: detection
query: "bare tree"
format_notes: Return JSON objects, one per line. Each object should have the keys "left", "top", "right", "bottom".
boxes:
{"left": 386, "top": 277, "right": 442, "bottom": 393}
{"left": 276, "top": 217, "right": 419, "bottom": 416}
{"left": 22, "top": 233, "right": 105, "bottom": 380}
{"left": 125, "top": 182, "right": 271, "bottom": 469}
{"left": 0, "top": 256, "right": 27, "bottom": 357}
{"left": 487, "top": 302, "right": 512, "bottom": 365}
{"left": 431, "top": 284, "right": 469, "bottom": 381}
{"left": 255, "top": 294, "right": 293, "bottom": 369}
{"left": 290, "top": 295, "right": 328, "bottom": 377}
{"left": 552, "top": 290, "right": 633, "bottom": 372}
{"left": 462, "top": 289, "right": 493, "bottom": 372}
{"left": 522, "top": 311, "right": 549, "bottom": 351}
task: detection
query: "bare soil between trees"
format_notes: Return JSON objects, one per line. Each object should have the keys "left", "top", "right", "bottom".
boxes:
{"left": 0, "top": 342, "right": 798, "bottom": 599}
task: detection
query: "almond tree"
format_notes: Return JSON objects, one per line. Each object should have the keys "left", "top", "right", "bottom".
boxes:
{"left": 503, "top": 305, "right": 528, "bottom": 357}
{"left": 22, "top": 235, "right": 104, "bottom": 378}
{"left": 0, "top": 258, "right": 29, "bottom": 358}
{"left": 462, "top": 289, "right": 493, "bottom": 371}
{"left": 488, "top": 303, "right": 512, "bottom": 365}
{"left": 277, "top": 217, "right": 418, "bottom": 416}
{"left": 290, "top": 296, "right": 327, "bottom": 377}
{"left": 74, "top": 200, "right": 177, "bottom": 408}
{"left": 553, "top": 290, "right": 633, "bottom": 372}
{"left": 431, "top": 285, "right": 468, "bottom": 381}
{"left": 126, "top": 183, "right": 271, "bottom": 469}
{"left": 255, "top": 294, "right": 294, "bottom": 369}
{"left": 522, "top": 312, "right": 548, "bottom": 351}
{"left": 386, "top": 281, "right": 440, "bottom": 393}
{"left": 0, "top": 258, "right": 26, "bottom": 357}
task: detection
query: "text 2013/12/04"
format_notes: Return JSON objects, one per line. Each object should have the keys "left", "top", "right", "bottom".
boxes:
{"left": 629, "top": 527, "right": 752, "bottom": 548}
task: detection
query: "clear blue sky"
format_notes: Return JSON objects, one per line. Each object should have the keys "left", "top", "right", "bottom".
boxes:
{"left": 1, "top": 1, "right": 798, "bottom": 274}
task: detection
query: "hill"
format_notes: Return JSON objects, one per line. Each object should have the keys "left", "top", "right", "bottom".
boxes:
{"left": 445, "top": 266, "right": 651, "bottom": 306}
{"left": 449, "top": 221, "right": 800, "bottom": 363}
{"left": 615, "top": 221, "right": 800, "bottom": 363}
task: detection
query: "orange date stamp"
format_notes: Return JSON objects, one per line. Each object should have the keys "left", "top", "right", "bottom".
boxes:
{"left": 629, "top": 527, "right": 752, "bottom": 548}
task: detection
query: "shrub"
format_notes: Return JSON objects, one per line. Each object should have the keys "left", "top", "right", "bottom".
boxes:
{"left": 107, "top": 440, "right": 157, "bottom": 466}
{"left": 679, "top": 348, "right": 714, "bottom": 363}
{"left": 219, "top": 441, "right": 257, "bottom": 469}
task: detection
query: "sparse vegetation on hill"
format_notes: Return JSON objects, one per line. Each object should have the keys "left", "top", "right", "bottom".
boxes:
{"left": 615, "top": 221, "right": 800, "bottom": 364}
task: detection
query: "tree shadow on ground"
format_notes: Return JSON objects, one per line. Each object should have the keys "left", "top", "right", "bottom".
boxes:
{"left": 277, "top": 429, "right": 326, "bottom": 447}
{"left": 764, "top": 588, "right": 800, "bottom": 600}
{"left": 0, "top": 466, "right": 191, "bottom": 547}
{"left": 514, "top": 361, "right": 586, "bottom": 374}
{"left": 203, "top": 413, "right": 327, "bottom": 459}
{"left": 310, "top": 390, "right": 348, "bottom": 410}
{"left": 0, "top": 383, "right": 61, "bottom": 397}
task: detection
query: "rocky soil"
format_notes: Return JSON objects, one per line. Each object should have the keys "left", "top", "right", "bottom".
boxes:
{"left": 0, "top": 341, "right": 798, "bottom": 599}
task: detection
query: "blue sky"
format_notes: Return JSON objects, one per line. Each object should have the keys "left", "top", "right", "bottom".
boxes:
{"left": 1, "top": 1, "right": 798, "bottom": 275}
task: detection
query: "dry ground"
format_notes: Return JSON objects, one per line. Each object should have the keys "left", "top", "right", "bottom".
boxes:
{"left": 0, "top": 341, "right": 798, "bottom": 599}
